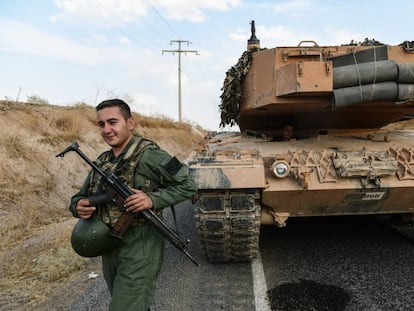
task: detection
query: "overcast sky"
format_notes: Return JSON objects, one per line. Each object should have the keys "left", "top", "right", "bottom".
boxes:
{"left": 1, "top": 0, "right": 414, "bottom": 130}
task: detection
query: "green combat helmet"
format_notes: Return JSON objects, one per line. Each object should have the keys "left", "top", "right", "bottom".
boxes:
{"left": 71, "top": 215, "right": 120, "bottom": 257}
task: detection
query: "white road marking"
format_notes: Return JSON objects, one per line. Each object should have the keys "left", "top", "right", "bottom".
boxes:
{"left": 252, "top": 251, "right": 272, "bottom": 311}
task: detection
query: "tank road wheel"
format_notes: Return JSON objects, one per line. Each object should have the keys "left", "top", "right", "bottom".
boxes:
{"left": 195, "top": 190, "right": 261, "bottom": 263}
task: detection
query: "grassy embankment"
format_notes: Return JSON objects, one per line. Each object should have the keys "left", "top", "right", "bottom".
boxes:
{"left": 0, "top": 100, "right": 204, "bottom": 309}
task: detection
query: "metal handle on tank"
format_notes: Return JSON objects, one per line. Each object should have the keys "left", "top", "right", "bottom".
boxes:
{"left": 297, "top": 40, "right": 319, "bottom": 47}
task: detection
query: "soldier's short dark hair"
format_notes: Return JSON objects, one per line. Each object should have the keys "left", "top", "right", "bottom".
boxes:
{"left": 96, "top": 99, "right": 132, "bottom": 119}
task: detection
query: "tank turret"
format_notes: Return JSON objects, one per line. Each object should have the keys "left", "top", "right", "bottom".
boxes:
{"left": 220, "top": 21, "right": 414, "bottom": 140}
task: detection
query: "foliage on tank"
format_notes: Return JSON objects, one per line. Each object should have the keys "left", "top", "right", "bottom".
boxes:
{"left": 219, "top": 48, "right": 264, "bottom": 128}
{"left": 219, "top": 50, "right": 252, "bottom": 127}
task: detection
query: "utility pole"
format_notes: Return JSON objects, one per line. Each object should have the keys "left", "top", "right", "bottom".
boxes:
{"left": 162, "top": 40, "right": 198, "bottom": 122}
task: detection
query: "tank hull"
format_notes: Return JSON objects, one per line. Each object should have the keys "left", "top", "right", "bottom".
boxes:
{"left": 189, "top": 130, "right": 414, "bottom": 261}
{"left": 190, "top": 130, "right": 414, "bottom": 219}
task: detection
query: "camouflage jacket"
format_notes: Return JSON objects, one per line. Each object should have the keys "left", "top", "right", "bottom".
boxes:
{"left": 69, "top": 135, "right": 197, "bottom": 226}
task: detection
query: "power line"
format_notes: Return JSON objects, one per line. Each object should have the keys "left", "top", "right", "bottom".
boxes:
{"left": 60, "top": 1, "right": 182, "bottom": 49}
{"left": 146, "top": 0, "right": 179, "bottom": 36}
{"left": 96, "top": 0, "right": 164, "bottom": 48}
{"left": 162, "top": 40, "right": 198, "bottom": 122}
{"left": 75, "top": 0, "right": 165, "bottom": 49}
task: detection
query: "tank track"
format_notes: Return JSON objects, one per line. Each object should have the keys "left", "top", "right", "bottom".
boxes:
{"left": 195, "top": 189, "right": 261, "bottom": 263}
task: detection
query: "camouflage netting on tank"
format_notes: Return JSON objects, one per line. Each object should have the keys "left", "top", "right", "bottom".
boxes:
{"left": 219, "top": 48, "right": 262, "bottom": 128}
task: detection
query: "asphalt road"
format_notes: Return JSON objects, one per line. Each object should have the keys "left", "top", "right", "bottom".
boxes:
{"left": 261, "top": 216, "right": 414, "bottom": 311}
{"left": 69, "top": 203, "right": 414, "bottom": 311}
{"left": 69, "top": 201, "right": 255, "bottom": 311}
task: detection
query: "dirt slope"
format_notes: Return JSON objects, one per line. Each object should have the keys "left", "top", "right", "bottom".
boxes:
{"left": 0, "top": 101, "right": 205, "bottom": 310}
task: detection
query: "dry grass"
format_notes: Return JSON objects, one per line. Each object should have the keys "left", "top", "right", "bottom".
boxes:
{"left": 0, "top": 100, "right": 204, "bottom": 309}
{"left": 2, "top": 135, "right": 33, "bottom": 160}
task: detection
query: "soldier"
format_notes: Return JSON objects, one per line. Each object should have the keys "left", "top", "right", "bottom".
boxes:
{"left": 69, "top": 98, "right": 197, "bottom": 310}
{"left": 281, "top": 124, "right": 294, "bottom": 141}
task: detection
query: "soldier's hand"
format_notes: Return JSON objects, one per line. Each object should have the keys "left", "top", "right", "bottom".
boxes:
{"left": 76, "top": 198, "right": 96, "bottom": 219}
{"left": 124, "top": 188, "right": 153, "bottom": 213}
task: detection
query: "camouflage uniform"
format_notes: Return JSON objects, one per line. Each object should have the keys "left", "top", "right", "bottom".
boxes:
{"left": 69, "top": 136, "right": 197, "bottom": 310}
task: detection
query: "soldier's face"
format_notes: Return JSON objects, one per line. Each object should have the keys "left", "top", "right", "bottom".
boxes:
{"left": 97, "top": 106, "right": 135, "bottom": 155}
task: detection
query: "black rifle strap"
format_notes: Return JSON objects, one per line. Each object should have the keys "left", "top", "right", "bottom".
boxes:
{"left": 170, "top": 205, "right": 181, "bottom": 238}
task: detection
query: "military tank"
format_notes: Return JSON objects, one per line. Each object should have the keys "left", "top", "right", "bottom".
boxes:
{"left": 188, "top": 21, "right": 414, "bottom": 263}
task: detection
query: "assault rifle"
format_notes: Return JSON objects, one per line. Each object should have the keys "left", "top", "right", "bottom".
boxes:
{"left": 56, "top": 141, "right": 200, "bottom": 266}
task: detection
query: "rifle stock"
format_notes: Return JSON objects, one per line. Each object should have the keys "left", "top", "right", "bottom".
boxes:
{"left": 57, "top": 141, "right": 200, "bottom": 266}
{"left": 87, "top": 191, "right": 135, "bottom": 239}
{"left": 111, "top": 212, "right": 135, "bottom": 239}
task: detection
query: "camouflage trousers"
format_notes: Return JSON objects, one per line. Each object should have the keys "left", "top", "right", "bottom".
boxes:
{"left": 102, "top": 224, "right": 165, "bottom": 311}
